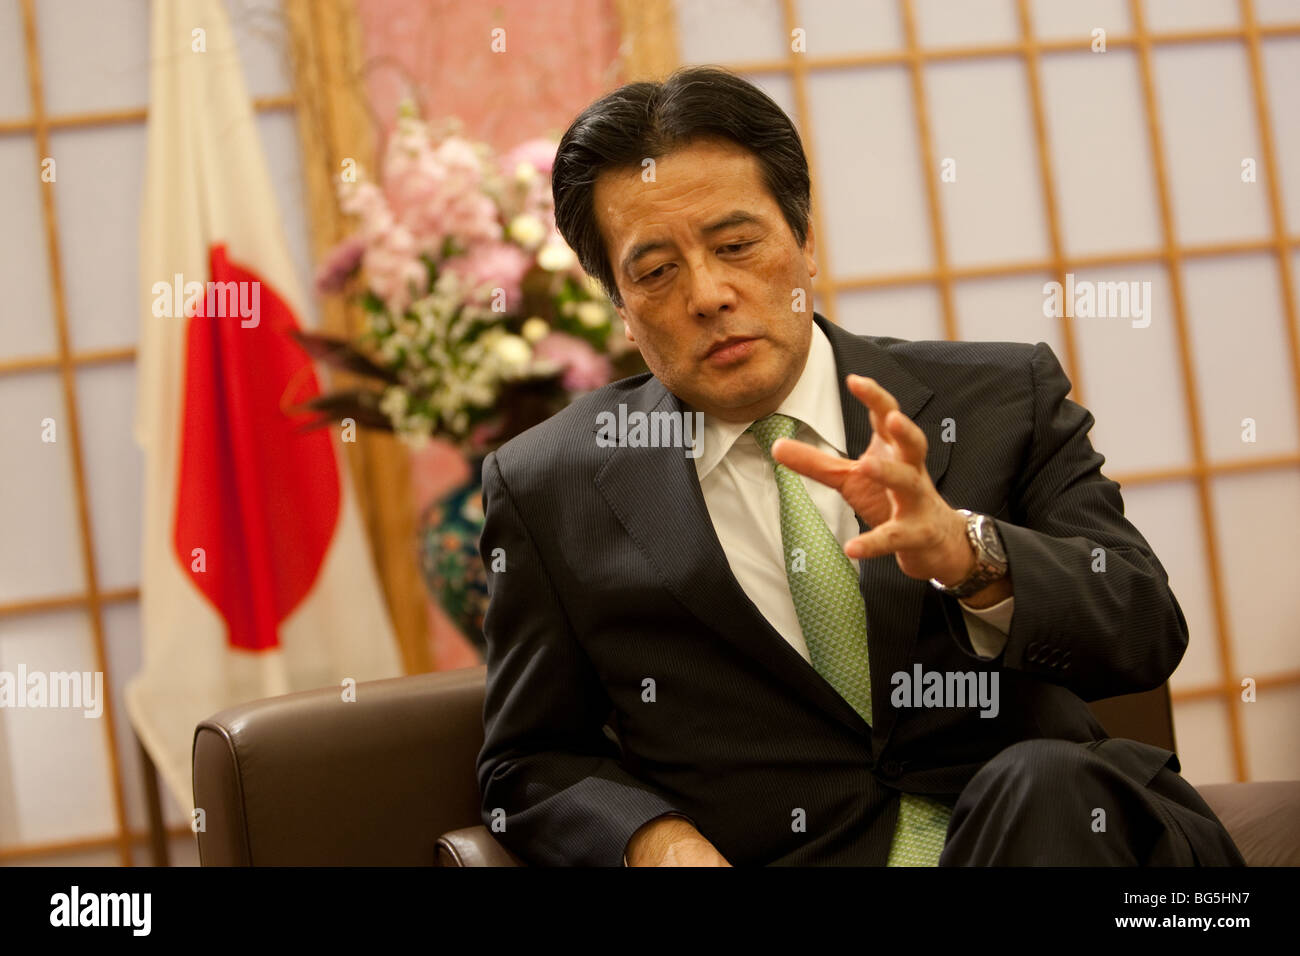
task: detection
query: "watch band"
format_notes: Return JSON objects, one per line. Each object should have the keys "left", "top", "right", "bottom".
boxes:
{"left": 930, "top": 509, "right": 1008, "bottom": 600}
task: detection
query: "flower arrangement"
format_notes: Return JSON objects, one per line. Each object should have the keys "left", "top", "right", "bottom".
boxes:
{"left": 294, "top": 104, "right": 644, "bottom": 452}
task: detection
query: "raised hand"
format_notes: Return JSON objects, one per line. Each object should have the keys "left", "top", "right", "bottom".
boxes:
{"left": 770, "top": 374, "right": 974, "bottom": 586}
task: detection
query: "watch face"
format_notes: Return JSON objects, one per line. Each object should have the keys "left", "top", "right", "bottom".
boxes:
{"left": 978, "top": 517, "right": 1007, "bottom": 564}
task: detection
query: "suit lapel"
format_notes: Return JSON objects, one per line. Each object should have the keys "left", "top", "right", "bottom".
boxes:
{"left": 594, "top": 313, "right": 951, "bottom": 744}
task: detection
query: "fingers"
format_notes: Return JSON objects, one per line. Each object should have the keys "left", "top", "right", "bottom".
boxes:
{"left": 858, "top": 456, "right": 925, "bottom": 501}
{"left": 770, "top": 437, "right": 852, "bottom": 490}
{"left": 848, "top": 376, "right": 928, "bottom": 467}
{"left": 845, "top": 523, "right": 906, "bottom": 560}
{"left": 844, "top": 520, "right": 933, "bottom": 560}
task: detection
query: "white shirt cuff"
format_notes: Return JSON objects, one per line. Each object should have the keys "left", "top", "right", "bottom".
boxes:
{"left": 959, "top": 595, "right": 1014, "bottom": 659}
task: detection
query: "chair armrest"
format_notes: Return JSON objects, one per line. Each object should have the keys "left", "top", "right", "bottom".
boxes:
{"left": 1196, "top": 780, "right": 1300, "bottom": 867}
{"left": 193, "top": 666, "right": 487, "bottom": 866}
{"left": 437, "top": 825, "right": 527, "bottom": 866}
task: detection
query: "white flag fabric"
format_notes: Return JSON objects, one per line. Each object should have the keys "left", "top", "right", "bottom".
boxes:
{"left": 129, "top": 0, "right": 402, "bottom": 814}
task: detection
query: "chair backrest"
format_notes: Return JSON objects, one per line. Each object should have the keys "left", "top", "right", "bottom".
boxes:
{"left": 1086, "top": 683, "right": 1176, "bottom": 753}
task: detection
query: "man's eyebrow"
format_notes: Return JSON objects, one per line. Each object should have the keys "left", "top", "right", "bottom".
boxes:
{"left": 619, "top": 210, "right": 763, "bottom": 278}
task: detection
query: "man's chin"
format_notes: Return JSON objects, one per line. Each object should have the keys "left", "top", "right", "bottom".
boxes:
{"left": 686, "top": 377, "right": 788, "bottom": 420}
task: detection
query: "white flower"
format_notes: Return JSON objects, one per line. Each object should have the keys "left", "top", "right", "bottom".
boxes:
{"left": 491, "top": 333, "right": 532, "bottom": 372}
{"left": 575, "top": 301, "right": 607, "bottom": 328}
{"left": 379, "top": 386, "right": 409, "bottom": 420}
{"left": 397, "top": 414, "right": 433, "bottom": 449}
{"left": 537, "top": 240, "right": 577, "bottom": 272}
{"left": 508, "top": 214, "right": 546, "bottom": 247}
{"left": 514, "top": 161, "right": 538, "bottom": 184}
{"left": 521, "top": 316, "right": 550, "bottom": 342}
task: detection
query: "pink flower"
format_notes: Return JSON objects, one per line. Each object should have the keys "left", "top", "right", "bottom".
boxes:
{"left": 533, "top": 331, "right": 612, "bottom": 392}
{"left": 339, "top": 180, "right": 394, "bottom": 241}
{"left": 315, "top": 236, "right": 366, "bottom": 294}
{"left": 501, "top": 138, "right": 558, "bottom": 178}
{"left": 385, "top": 132, "right": 502, "bottom": 257}
{"left": 441, "top": 241, "right": 533, "bottom": 312}
{"left": 363, "top": 225, "right": 427, "bottom": 315}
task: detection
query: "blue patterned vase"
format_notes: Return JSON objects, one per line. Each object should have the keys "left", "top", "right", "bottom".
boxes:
{"left": 418, "top": 454, "right": 489, "bottom": 657}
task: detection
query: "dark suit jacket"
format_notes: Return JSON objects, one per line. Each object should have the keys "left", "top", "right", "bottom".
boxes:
{"left": 475, "top": 311, "right": 1191, "bottom": 866}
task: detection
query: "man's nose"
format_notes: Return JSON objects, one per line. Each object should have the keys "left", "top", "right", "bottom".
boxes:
{"left": 685, "top": 254, "right": 736, "bottom": 318}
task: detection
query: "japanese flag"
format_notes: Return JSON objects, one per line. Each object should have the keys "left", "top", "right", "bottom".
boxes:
{"left": 129, "top": 0, "right": 402, "bottom": 812}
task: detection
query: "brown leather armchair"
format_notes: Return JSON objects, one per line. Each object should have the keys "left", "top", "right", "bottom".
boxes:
{"left": 192, "top": 665, "right": 1298, "bottom": 866}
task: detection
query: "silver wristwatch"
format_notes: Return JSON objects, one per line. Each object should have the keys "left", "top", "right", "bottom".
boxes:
{"left": 929, "top": 509, "right": 1009, "bottom": 600}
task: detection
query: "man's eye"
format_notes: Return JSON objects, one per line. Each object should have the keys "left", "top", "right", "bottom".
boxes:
{"left": 720, "top": 242, "right": 754, "bottom": 254}
{"left": 642, "top": 265, "right": 669, "bottom": 282}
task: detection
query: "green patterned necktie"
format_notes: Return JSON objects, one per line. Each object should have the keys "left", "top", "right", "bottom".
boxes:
{"left": 748, "top": 413, "right": 952, "bottom": 866}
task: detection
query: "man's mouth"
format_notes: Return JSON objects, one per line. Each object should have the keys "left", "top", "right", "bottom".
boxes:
{"left": 703, "top": 335, "right": 760, "bottom": 365}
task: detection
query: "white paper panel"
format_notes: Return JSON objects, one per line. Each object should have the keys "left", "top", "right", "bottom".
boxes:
{"left": 1029, "top": 0, "right": 1131, "bottom": 39}
{"left": 953, "top": 273, "right": 1066, "bottom": 355}
{"left": 795, "top": 0, "right": 901, "bottom": 55}
{"left": 925, "top": 58, "right": 1049, "bottom": 268}
{"left": 75, "top": 364, "right": 142, "bottom": 592}
{"left": 11, "top": 845, "right": 115, "bottom": 866}
{"left": 0, "top": 135, "right": 57, "bottom": 361}
{"left": 1261, "top": 38, "right": 1300, "bottom": 237}
{"left": 1211, "top": 468, "right": 1300, "bottom": 678}
{"left": 1152, "top": 43, "right": 1271, "bottom": 246}
{"left": 223, "top": 0, "right": 294, "bottom": 100}
{"left": 1070, "top": 264, "right": 1192, "bottom": 473}
{"left": 807, "top": 67, "right": 933, "bottom": 277}
{"left": 1295, "top": 248, "right": 1300, "bottom": 320}
{"left": 1143, "top": 0, "right": 1239, "bottom": 32}
{"left": 103, "top": 601, "right": 192, "bottom": 834}
{"left": 104, "top": 601, "right": 147, "bottom": 834}
{"left": 0, "top": 371, "right": 86, "bottom": 602}
{"left": 812, "top": 289, "right": 829, "bottom": 318}
{"left": 49, "top": 123, "right": 147, "bottom": 353}
{"left": 34, "top": 0, "right": 149, "bottom": 115}
{"left": 1250, "top": 0, "right": 1300, "bottom": 24}
{"left": 915, "top": 0, "right": 1018, "bottom": 48}
{"left": 743, "top": 72, "right": 798, "bottom": 135}
{"left": 675, "top": 0, "right": 787, "bottom": 64}
{"left": 835, "top": 284, "right": 944, "bottom": 341}
{"left": 0, "top": 0, "right": 30, "bottom": 120}
{"left": 0, "top": 610, "right": 115, "bottom": 847}
{"left": 1120, "top": 482, "right": 1220, "bottom": 688}
{"left": 1172, "top": 698, "right": 1235, "bottom": 785}
{"left": 1240, "top": 682, "right": 1300, "bottom": 781}
{"left": 1183, "top": 255, "right": 1298, "bottom": 462}
{"left": 0, "top": 666, "right": 13, "bottom": 838}
{"left": 1040, "top": 51, "right": 1162, "bottom": 257}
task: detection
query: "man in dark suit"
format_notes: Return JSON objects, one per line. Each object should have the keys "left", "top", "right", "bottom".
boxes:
{"left": 475, "top": 66, "right": 1244, "bottom": 866}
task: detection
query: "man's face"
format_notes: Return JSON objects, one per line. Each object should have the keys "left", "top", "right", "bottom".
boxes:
{"left": 593, "top": 136, "right": 817, "bottom": 422}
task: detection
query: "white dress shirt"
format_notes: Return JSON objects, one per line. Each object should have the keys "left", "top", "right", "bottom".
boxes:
{"left": 693, "top": 321, "right": 1014, "bottom": 662}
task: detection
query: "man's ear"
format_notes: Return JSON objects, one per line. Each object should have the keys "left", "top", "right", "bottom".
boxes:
{"left": 615, "top": 302, "right": 635, "bottom": 343}
{"left": 803, "top": 219, "right": 817, "bottom": 279}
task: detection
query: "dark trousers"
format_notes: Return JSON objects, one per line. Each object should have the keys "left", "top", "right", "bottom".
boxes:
{"left": 938, "top": 738, "right": 1247, "bottom": 866}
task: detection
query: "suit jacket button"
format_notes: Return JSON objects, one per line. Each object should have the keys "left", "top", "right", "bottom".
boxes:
{"left": 1026, "top": 642, "right": 1039, "bottom": 661}
{"left": 1046, "top": 647, "right": 1060, "bottom": 666}
{"left": 880, "top": 760, "right": 901, "bottom": 778}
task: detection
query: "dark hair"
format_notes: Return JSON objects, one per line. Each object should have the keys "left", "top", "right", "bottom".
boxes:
{"left": 551, "top": 65, "right": 812, "bottom": 309}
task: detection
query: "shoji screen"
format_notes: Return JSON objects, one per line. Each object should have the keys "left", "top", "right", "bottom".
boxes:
{"left": 0, "top": 0, "right": 317, "bottom": 865}
{"left": 672, "top": 0, "right": 1300, "bottom": 786}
